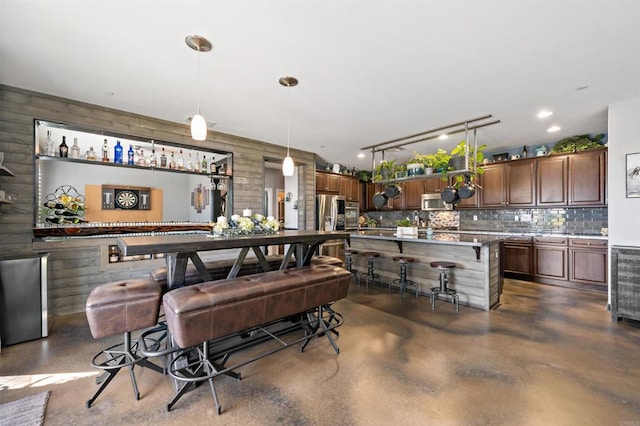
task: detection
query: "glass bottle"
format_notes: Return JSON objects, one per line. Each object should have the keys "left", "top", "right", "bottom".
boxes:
{"left": 160, "top": 147, "right": 167, "bottom": 168}
{"left": 102, "top": 139, "right": 109, "bottom": 162}
{"left": 59, "top": 136, "right": 69, "bottom": 157}
{"left": 522, "top": 145, "right": 528, "bottom": 158}
{"left": 201, "top": 155, "right": 207, "bottom": 173}
{"left": 187, "top": 153, "right": 193, "bottom": 172}
{"left": 219, "top": 162, "right": 227, "bottom": 175}
{"left": 45, "top": 130, "right": 56, "bottom": 156}
{"left": 137, "top": 149, "right": 145, "bottom": 166}
{"left": 178, "top": 149, "right": 185, "bottom": 171}
{"left": 170, "top": 151, "right": 176, "bottom": 170}
{"left": 210, "top": 159, "right": 217, "bottom": 174}
{"left": 70, "top": 137, "right": 80, "bottom": 159}
{"left": 114, "top": 140, "right": 124, "bottom": 164}
{"left": 150, "top": 149, "right": 158, "bottom": 167}
{"left": 127, "top": 145, "right": 134, "bottom": 165}
{"left": 195, "top": 153, "right": 200, "bottom": 172}
{"left": 85, "top": 146, "right": 97, "bottom": 161}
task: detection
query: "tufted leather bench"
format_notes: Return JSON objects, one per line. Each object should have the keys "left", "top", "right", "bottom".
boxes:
{"left": 85, "top": 279, "right": 164, "bottom": 408}
{"left": 162, "top": 264, "right": 352, "bottom": 413}
{"left": 310, "top": 255, "right": 343, "bottom": 267}
{"left": 150, "top": 254, "right": 295, "bottom": 290}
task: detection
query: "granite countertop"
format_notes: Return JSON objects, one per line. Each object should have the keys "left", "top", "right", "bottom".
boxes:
{"left": 352, "top": 230, "right": 504, "bottom": 246}
{"left": 356, "top": 228, "right": 608, "bottom": 240}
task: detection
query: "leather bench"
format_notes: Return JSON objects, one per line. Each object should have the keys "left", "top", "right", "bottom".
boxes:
{"left": 162, "top": 263, "right": 352, "bottom": 413}
{"left": 151, "top": 254, "right": 295, "bottom": 289}
{"left": 310, "top": 255, "right": 343, "bottom": 267}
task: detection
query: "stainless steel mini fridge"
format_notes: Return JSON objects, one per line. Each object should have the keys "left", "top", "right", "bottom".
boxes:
{"left": 0, "top": 253, "right": 49, "bottom": 347}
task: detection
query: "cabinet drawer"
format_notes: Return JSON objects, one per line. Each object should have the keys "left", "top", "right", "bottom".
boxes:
{"left": 569, "top": 238, "right": 607, "bottom": 249}
{"left": 534, "top": 237, "right": 568, "bottom": 246}
{"left": 505, "top": 236, "right": 532, "bottom": 245}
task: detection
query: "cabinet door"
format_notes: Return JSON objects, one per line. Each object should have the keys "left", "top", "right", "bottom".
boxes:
{"left": 424, "top": 178, "right": 443, "bottom": 193}
{"left": 534, "top": 244, "right": 568, "bottom": 280}
{"left": 537, "top": 156, "right": 568, "bottom": 206}
{"left": 404, "top": 180, "right": 425, "bottom": 209}
{"left": 340, "top": 177, "right": 350, "bottom": 199}
{"left": 506, "top": 160, "right": 536, "bottom": 206}
{"left": 316, "top": 172, "right": 340, "bottom": 193}
{"left": 362, "top": 182, "right": 378, "bottom": 211}
{"left": 457, "top": 191, "right": 478, "bottom": 208}
{"left": 326, "top": 174, "right": 340, "bottom": 193}
{"left": 480, "top": 165, "right": 506, "bottom": 207}
{"left": 349, "top": 178, "right": 360, "bottom": 202}
{"left": 569, "top": 248, "right": 607, "bottom": 286}
{"left": 390, "top": 191, "right": 405, "bottom": 209}
{"left": 504, "top": 244, "right": 532, "bottom": 276}
{"left": 569, "top": 150, "right": 606, "bottom": 206}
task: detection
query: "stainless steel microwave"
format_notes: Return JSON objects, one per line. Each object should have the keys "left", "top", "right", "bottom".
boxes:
{"left": 421, "top": 193, "right": 453, "bottom": 211}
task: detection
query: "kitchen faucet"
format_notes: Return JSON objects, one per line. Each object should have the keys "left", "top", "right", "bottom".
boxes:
{"left": 412, "top": 210, "right": 420, "bottom": 227}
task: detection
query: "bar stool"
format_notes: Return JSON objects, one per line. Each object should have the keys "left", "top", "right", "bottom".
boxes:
{"left": 344, "top": 248, "right": 360, "bottom": 284}
{"left": 85, "top": 279, "right": 165, "bottom": 408}
{"left": 359, "top": 251, "right": 382, "bottom": 291}
{"left": 429, "top": 261, "right": 459, "bottom": 312}
{"left": 390, "top": 256, "right": 419, "bottom": 299}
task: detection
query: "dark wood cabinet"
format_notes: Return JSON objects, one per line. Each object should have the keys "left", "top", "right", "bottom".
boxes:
{"left": 404, "top": 180, "right": 425, "bottom": 210}
{"left": 361, "top": 182, "right": 378, "bottom": 211}
{"left": 316, "top": 171, "right": 340, "bottom": 194}
{"left": 480, "top": 159, "right": 535, "bottom": 207}
{"left": 533, "top": 237, "right": 568, "bottom": 281}
{"left": 423, "top": 177, "right": 443, "bottom": 193}
{"left": 569, "top": 238, "right": 607, "bottom": 287}
{"left": 504, "top": 236, "right": 532, "bottom": 277}
{"left": 536, "top": 148, "right": 606, "bottom": 207}
{"left": 339, "top": 176, "right": 360, "bottom": 202}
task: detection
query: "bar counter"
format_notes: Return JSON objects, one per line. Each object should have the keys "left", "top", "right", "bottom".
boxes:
{"left": 350, "top": 230, "right": 504, "bottom": 311}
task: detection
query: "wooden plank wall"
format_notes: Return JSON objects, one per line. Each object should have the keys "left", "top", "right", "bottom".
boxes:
{"left": 0, "top": 84, "right": 316, "bottom": 317}
{"left": 350, "top": 238, "right": 500, "bottom": 311}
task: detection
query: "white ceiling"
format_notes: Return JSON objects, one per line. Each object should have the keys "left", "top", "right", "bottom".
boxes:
{"left": 1, "top": 1, "right": 639, "bottom": 169}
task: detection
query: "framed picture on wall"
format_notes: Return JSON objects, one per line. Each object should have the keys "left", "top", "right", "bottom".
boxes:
{"left": 626, "top": 152, "right": 640, "bottom": 198}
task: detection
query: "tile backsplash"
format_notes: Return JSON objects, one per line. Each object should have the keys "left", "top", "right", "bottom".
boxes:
{"left": 368, "top": 207, "right": 607, "bottom": 235}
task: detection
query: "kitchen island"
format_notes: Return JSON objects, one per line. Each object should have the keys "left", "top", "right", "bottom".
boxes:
{"left": 350, "top": 230, "right": 504, "bottom": 311}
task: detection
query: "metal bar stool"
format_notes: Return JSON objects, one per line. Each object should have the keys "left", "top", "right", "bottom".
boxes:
{"left": 344, "top": 249, "right": 360, "bottom": 284}
{"left": 390, "top": 256, "right": 419, "bottom": 299}
{"left": 359, "top": 251, "right": 382, "bottom": 291}
{"left": 429, "top": 261, "right": 459, "bottom": 312}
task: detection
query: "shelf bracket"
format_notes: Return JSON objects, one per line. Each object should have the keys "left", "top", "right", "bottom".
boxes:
{"left": 473, "top": 247, "right": 480, "bottom": 260}
{"left": 396, "top": 241, "right": 403, "bottom": 253}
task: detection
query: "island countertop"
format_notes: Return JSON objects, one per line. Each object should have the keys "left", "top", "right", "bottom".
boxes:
{"left": 352, "top": 230, "right": 505, "bottom": 246}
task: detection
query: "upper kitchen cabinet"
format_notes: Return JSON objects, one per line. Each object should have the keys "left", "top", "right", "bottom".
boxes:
{"left": 339, "top": 175, "right": 361, "bottom": 202}
{"left": 537, "top": 148, "right": 606, "bottom": 207}
{"left": 479, "top": 159, "right": 536, "bottom": 208}
{"left": 404, "top": 180, "right": 426, "bottom": 210}
{"left": 316, "top": 171, "right": 340, "bottom": 194}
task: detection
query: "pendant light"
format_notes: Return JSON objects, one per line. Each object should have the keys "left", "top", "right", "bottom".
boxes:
{"left": 186, "top": 35, "right": 212, "bottom": 141}
{"left": 279, "top": 76, "right": 298, "bottom": 176}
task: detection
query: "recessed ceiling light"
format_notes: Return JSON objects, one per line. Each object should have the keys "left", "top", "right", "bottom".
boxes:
{"left": 547, "top": 126, "right": 561, "bottom": 132}
{"left": 438, "top": 134, "right": 448, "bottom": 140}
{"left": 103, "top": 91, "right": 114, "bottom": 96}
{"left": 537, "top": 110, "right": 553, "bottom": 118}
{"left": 357, "top": 152, "right": 365, "bottom": 159}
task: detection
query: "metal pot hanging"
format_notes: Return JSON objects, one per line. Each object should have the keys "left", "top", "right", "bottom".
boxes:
{"left": 458, "top": 173, "right": 476, "bottom": 199}
{"left": 441, "top": 185, "right": 459, "bottom": 204}
{"left": 384, "top": 184, "right": 402, "bottom": 199}
{"left": 372, "top": 192, "right": 388, "bottom": 209}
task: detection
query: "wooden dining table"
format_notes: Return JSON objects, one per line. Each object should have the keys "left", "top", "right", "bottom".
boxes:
{"left": 117, "top": 229, "right": 350, "bottom": 289}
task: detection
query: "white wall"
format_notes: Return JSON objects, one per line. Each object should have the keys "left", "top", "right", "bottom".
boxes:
{"left": 608, "top": 98, "right": 640, "bottom": 247}
{"left": 284, "top": 168, "right": 298, "bottom": 229}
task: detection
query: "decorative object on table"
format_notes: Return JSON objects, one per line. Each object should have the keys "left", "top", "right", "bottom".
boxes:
{"left": 212, "top": 213, "right": 280, "bottom": 236}
{"left": 550, "top": 133, "right": 605, "bottom": 153}
{"left": 626, "top": 152, "right": 640, "bottom": 198}
{"left": 190, "top": 183, "right": 209, "bottom": 213}
{"left": 395, "top": 218, "right": 418, "bottom": 237}
{"left": 535, "top": 145, "right": 548, "bottom": 156}
{"left": 43, "top": 185, "right": 86, "bottom": 224}
{"left": 511, "top": 154, "right": 520, "bottom": 160}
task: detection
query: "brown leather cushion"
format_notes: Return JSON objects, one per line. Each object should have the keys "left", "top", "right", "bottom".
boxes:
{"left": 310, "top": 255, "right": 343, "bottom": 267}
{"left": 163, "top": 264, "right": 352, "bottom": 349}
{"left": 151, "top": 255, "right": 295, "bottom": 289}
{"left": 85, "top": 279, "right": 162, "bottom": 339}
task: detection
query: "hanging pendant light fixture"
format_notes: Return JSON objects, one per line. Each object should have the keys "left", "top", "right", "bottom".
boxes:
{"left": 279, "top": 76, "right": 298, "bottom": 176}
{"left": 186, "top": 35, "right": 212, "bottom": 141}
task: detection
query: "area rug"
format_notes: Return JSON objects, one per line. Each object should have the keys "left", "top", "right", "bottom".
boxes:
{"left": 0, "top": 391, "right": 50, "bottom": 426}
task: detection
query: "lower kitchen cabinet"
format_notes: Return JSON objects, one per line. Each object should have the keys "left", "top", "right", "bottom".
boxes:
{"left": 533, "top": 237, "right": 568, "bottom": 281}
{"left": 568, "top": 238, "right": 608, "bottom": 288}
{"left": 504, "top": 236, "right": 532, "bottom": 278}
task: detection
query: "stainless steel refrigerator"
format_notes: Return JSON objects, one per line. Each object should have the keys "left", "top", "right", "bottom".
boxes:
{"left": 316, "top": 194, "right": 346, "bottom": 259}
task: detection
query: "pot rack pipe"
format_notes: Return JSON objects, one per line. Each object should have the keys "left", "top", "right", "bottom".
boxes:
{"left": 360, "top": 114, "right": 496, "bottom": 152}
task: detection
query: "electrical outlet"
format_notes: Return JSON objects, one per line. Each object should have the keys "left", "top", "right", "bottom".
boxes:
{"left": 521, "top": 213, "right": 532, "bottom": 222}
{"left": 473, "top": 215, "right": 478, "bottom": 221}
{"left": 514, "top": 215, "right": 519, "bottom": 221}
{"left": 379, "top": 215, "right": 383, "bottom": 221}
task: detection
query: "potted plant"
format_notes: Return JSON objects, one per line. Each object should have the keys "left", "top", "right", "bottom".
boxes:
{"left": 407, "top": 152, "right": 428, "bottom": 176}
{"left": 396, "top": 218, "right": 417, "bottom": 237}
{"left": 395, "top": 163, "right": 407, "bottom": 179}
{"left": 358, "top": 169, "right": 372, "bottom": 182}
{"left": 450, "top": 140, "right": 486, "bottom": 171}
{"left": 374, "top": 159, "right": 398, "bottom": 181}
{"left": 431, "top": 149, "right": 452, "bottom": 173}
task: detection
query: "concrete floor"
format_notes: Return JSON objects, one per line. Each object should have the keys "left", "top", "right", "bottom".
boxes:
{"left": 1, "top": 279, "right": 640, "bottom": 425}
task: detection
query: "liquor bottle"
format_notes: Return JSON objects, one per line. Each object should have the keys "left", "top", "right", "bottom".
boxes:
{"left": 45, "top": 130, "right": 56, "bottom": 156}
{"left": 70, "top": 137, "right": 80, "bottom": 159}
{"left": 114, "top": 140, "right": 124, "bottom": 164}
{"left": 102, "top": 139, "right": 109, "bottom": 162}
{"left": 127, "top": 145, "right": 134, "bottom": 165}
{"left": 522, "top": 145, "right": 528, "bottom": 158}
{"left": 195, "top": 153, "right": 200, "bottom": 171}
{"left": 160, "top": 147, "right": 167, "bottom": 168}
{"left": 169, "top": 151, "right": 176, "bottom": 170}
{"left": 201, "top": 155, "right": 208, "bottom": 173}
{"left": 210, "top": 159, "right": 217, "bottom": 174}
{"left": 85, "top": 146, "right": 97, "bottom": 160}
{"left": 59, "top": 136, "right": 69, "bottom": 157}
{"left": 218, "top": 163, "right": 226, "bottom": 175}
{"left": 150, "top": 149, "right": 158, "bottom": 167}
{"left": 187, "top": 153, "right": 193, "bottom": 172}
{"left": 178, "top": 149, "right": 185, "bottom": 171}
{"left": 137, "top": 149, "right": 146, "bottom": 166}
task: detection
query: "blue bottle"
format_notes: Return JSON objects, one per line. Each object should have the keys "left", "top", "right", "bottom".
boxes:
{"left": 114, "top": 140, "right": 124, "bottom": 164}
{"left": 127, "top": 145, "right": 134, "bottom": 165}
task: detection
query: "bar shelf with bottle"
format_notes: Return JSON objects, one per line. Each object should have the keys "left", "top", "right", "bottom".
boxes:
{"left": 34, "top": 119, "right": 233, "bottom": 238}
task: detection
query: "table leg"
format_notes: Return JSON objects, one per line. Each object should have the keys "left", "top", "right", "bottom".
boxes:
{"left": 227, "top": 247, "right": 250, "bottom": 278}
{"left": 189, "top": 253, "right": 212, "bottom": 282}
{"left": 251, "top": 246, "right": 272, "bottom": 272}
{"left": 167, "top": 253, "right": 189, "bottom": 289}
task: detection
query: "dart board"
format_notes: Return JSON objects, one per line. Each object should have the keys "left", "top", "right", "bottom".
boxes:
{"left": 115, "top": 189, "right": 139, "bottom": 209}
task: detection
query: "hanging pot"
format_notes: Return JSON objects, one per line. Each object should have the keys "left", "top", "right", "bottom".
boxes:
{"left": 458, "top": 174, "right": 476, "bottom": 199}
{"left": 441, "top": 186, "right": 458, "bottom": 204}
{"left": 372, "top": 192, "right": 388, "bottom": 209}
{"left": 384, "top": 184, "right": 402, "bottom": 199}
